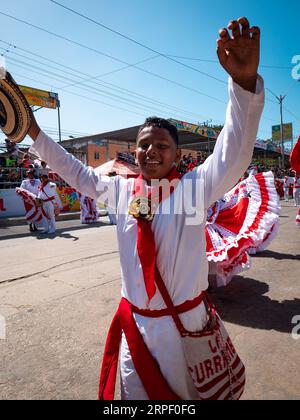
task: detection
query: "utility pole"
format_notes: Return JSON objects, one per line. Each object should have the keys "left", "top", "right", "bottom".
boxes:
{"left": 276, "top": 94, "right": 286, "bottom": 169}
{"left": 57, "top": 99, "right": 62, "bottom": 144}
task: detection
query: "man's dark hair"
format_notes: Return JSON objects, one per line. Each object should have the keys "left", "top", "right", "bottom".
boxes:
{"left": 137, "top": 117, "right": 179, "bottom": 146}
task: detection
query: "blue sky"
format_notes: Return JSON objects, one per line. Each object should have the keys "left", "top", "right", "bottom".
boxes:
{"left": 0, "top": 0, "right": 299, "bottom": 148}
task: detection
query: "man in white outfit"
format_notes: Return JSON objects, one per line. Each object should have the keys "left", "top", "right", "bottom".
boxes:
{"left": 37, "top": 174, "right": 58, "bottom": 234}
{"left": 20, "top": 169, "right": 41, "bottom": 231}
{"left": 283, "top": 172, "right": 293, "bottom": 202}
{"left": 24, "top": 17, "right": 264, "bottom": 400}
{"left": 293, "top": 172, "right": 300, "bottom": 207}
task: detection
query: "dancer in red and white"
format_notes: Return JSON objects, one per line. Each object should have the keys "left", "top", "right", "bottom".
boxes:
{"left": 37, "top": 174, "right": 59, "bottom": 234}
{"left": 17, "top": 169, "right": 42, "bottom": 232}
{"left": 290, "top": 136, "right": 300, "bottom": 226}
{"left": 206, "top": 171, "right": 280, "bottom": 287}
{"left": 79, "top": 193, "right": 100, "bottom": 224}
{"left": 293, "top": 172, "right": 300, "bottom": 207}
{"left": 283, "top": 171, "right": 294, "bottom": 202}
{"left": 16, "top": 17, "right": 263, "bottom": 400}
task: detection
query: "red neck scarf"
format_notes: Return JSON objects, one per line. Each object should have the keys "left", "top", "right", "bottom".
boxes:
{"left": 133, "top": 165, "right": 182, "bottom": 303}
{"left": 40, "top": 180, "right": 49, "bottom": 189}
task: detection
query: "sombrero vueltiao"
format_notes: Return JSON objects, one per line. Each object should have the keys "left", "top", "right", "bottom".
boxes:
{"left": 0, "top": 71, "right": 32, "bottom": 143}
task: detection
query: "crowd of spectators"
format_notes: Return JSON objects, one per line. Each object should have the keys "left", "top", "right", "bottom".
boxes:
{"left": 0, "top": 144, "right": 296, "bottom": 190}
{"left": 176, "top": 152, "right": 209, "bottom": 174}
{"left": 0, "top": 151, "right": 50, "bottom": 188}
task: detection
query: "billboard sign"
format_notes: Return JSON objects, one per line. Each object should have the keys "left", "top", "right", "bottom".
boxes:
{"left": 272, "top": 123, "right": 293, "bottom": 141}
{"left": 19, "top": 85, "right": 59, "bottom": 109}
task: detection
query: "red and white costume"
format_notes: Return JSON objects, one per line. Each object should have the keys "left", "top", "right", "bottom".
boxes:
{"left": 30, "top": 77, "right": 265, "bottom": 400}
{"left": 16, "top": 177, "right": 43, "bottom": 228}
{"left": 15, "top": 187, "right": 45, "bottom": 227}
{"left": 290, "top": 136, "right": 300, "bottom": 226}
{"left": 37, "top": 181, "right": 59, "bottom": 234}
{"left": 283, "top": 176, "right": 294, "bottom": 201}
{"left": 20, "top": 178, "right": 41, "bottom": 196}
{"left": 79, "top": 194, "right": 100, "bottom": 224}
{"left": 294, "top": 175, "right": 300, "bottom": 207}
{"left": 206, "top": 171, "right": 280, "bottom": 287}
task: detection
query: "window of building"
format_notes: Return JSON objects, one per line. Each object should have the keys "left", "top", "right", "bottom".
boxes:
{"left": 94, "top": 152, "right": 100, "bottom": 160}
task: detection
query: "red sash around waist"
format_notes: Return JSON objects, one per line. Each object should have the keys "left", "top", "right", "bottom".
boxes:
{"left": 43, "top": 196, "right": 55, "bottom": 202}
{"left": 98, "top": 292, "right": 204, "bottom": 400}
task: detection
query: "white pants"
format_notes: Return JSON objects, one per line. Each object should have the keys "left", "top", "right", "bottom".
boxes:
{"left": 42, "top": 201, "right": 56, "bottom": 233}
{"left": 284, "top": 188, "right": 290, "bottom": 201}
{"left": 294, "top": 189, "right": 300, "bottom": 206}
{"left": 108, "top": 212, "right": 117, "bottom": 225}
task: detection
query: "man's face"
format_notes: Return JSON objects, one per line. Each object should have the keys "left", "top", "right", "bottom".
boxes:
{"left": 136, "top": 126, "right": 181, "bottom": 180}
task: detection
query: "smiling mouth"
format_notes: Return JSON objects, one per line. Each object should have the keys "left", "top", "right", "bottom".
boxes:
{"left": 145, "top": 160, "right": 161, "bottom": 166}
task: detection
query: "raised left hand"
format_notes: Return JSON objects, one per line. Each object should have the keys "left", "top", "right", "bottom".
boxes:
{"left": 217, "top": 17, "right": 260, "bottom": 93}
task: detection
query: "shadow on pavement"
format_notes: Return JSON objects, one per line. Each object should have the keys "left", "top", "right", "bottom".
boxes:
{"left": 0, "top": 222, "right": 109, "bottom": 241}
{"left": 252, "top": 250, "right": 300, "bottom": 261}
{"left": 210, "top": 276, "right": 300, "bottom": 333}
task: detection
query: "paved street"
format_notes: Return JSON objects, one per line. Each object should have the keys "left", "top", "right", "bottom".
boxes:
{"left": 0, "top": 203, "right": 299, "bottom": 400}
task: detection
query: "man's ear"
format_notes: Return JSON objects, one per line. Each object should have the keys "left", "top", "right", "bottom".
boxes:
{"left": 175, "top": 148, "right": 181, "bottom": 163}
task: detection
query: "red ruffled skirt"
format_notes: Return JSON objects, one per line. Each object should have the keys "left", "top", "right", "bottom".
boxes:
{"left": 206, "top": 172, "right": 280, "bottom": 287}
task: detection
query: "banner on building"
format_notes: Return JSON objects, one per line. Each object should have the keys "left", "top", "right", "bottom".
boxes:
{"left": 168, "top": 119, "right": 220, "bottom": 139}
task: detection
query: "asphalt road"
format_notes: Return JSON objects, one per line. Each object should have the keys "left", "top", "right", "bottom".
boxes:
{"left": 0, "top": 203, "right": 299, "bottom": 400}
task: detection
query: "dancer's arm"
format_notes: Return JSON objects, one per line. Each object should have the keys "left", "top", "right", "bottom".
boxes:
{"left": 197, "top": 18, "right": 265, "bottom": 206}
{"left": 28, "top": 119, "right": 120, "bottom": 208}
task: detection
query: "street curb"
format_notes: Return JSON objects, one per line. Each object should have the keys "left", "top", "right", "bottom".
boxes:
{"left": 0, "top": 212, "right": 80, "bottom": 227}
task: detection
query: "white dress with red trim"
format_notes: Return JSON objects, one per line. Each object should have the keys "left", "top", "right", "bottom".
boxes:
{"left": 15, "top": 187, "right": 45, "bottom": 226}
{"left": 206, "top": 171, "right": 280, "bottom": 287}
{"left": 296, "top": 208, "right": 300, "bottom": 228}
{"left": 79, "top": 194, "right": 100, "bottom": 224}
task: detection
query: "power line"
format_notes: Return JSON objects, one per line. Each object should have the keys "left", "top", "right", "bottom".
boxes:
{"left": 0, "top": 12, "right": 228, "bottom": 105}
{"left": 1, "top": 42, "right": 225, "bottom": 122}
{"left": 12, "top": 65, "right": 218, "bottom": 125}
{"left": 283, "top": 106, "right": 300, "bottom": 125}
{"left": 6, "top": 50, "right": 279, "bottom": 130}
{"left": 0, "top": 40, "right": 160, "bottom": 82}
{"left": 164, "top": 54, "right": 293, "bottom": 70}
{"left": 4, "top": 40, "right": 280, "bottom": 127}
{"left": 0, "top": 41, "right": 208, "bottom": 120}
{"left": 10, "top": 70, "right": 148, "bottom": 118}
{"left": 0, "top": 16, "right": 287, "bottom": 134}
{"left": 6, "top": 57, "right": 213, "bottom": 120}
{"left": 50, "top": 0, "right": 228, "bottom": 86}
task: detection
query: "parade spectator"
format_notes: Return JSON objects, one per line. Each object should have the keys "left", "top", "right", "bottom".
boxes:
{"left": 39, "top": 161, "right": 50, "bottom": 177}
{"left": 5, "top": 155, "right": 16, "bottom": 167}
{"left": 22, "top": 153, "right": 33, "bottom": 169}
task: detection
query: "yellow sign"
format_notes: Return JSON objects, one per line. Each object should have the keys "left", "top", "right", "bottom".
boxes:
{"left": 19, "top": 85, "right": 59, "bottom": 109}
{"left": 272, "top": 123, "right": 293, "bottom": 141}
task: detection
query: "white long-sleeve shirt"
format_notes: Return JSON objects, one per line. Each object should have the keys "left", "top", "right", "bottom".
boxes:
{"left": 20, "top": 178, "right": 41, "bottom": 196}
{"left": 30, "top": 77, "right": 264, "bottom": 399}
{"left": 37, "top": 181, "right": 57, "bottom": 201}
